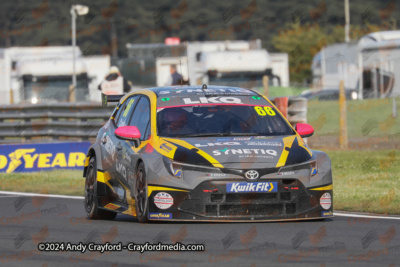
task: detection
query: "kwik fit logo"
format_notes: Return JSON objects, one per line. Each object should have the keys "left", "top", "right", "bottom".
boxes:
{"left": 227, "top": 182, "right": 277, "bottom": 193}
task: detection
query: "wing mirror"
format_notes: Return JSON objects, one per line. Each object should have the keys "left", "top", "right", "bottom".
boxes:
{"left": 115, "top": 126, "right": 141, "bottom": 147}
{"left": 295, "top": 123, "right": 314, "bottom": 138}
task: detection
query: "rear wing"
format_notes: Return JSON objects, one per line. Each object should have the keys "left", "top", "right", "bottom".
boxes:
{"left": 101, "top": 93, "right": 124, "bottom": 107}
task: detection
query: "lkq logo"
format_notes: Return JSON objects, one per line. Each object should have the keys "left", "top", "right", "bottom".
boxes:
{"left": 245, "top": 170, "right": 259, "bottom": 180}
{"left": 226, "top": 182, "right": 277, "bottom": 193}
{"left": 195, "top": 142, "right": 240, "bottom": 148}
{"left": 182, "top": 97, "right": 243, "bottom": 105}
{"left": 116, "top": 162, "right": 126, "bottom": 179}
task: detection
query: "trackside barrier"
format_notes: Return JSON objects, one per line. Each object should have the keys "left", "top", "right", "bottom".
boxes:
{"left": 0, "top": 103, "right": 114, "bottom": 143}
{"left": 0, "top": 142, "right": 91, "bottom": 173}
{"left": 271, "top": 97, "right": 308, "bottom": 125}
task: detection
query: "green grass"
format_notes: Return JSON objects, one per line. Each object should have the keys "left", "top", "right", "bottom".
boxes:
{"left": 308, "top": 97, "right": 400, "bottom": 138}
{"left": 0, "top": 170, "right": 84, "bottom": 196}
{"left": 327, "top": 149, "right": 400, "bottom": 214}
{"left": 1, "top": 150, "right": 399, "bottom": 215}
{"left": 256, "top": 86, "right": 309, "bottom": 98}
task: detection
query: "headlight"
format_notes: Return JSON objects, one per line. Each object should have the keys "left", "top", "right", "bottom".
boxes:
{"left": 170, "top": 162, "right": 183, "bottom": 179}
{"left": 310, "top": 160, "right": 318, "bottom": 176}
{"left": 163, "top": 157, "right": 183, "bottom": 179}
{"left": 163, "top": 156, "right": 223, "bottom": 179}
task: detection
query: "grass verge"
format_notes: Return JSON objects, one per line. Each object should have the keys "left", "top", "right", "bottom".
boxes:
{"left": 0, "top": 149, "right": 398, "bottom": 214}
{"left": 0, "top": 170, "right": 84, "bottom": 196}
{"left": 327, "top": 149, "right": 399, "bottom": 215}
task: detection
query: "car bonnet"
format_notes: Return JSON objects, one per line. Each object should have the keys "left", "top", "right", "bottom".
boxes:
{"left": 158, "top": 135, "right": 313, "bottom": 168}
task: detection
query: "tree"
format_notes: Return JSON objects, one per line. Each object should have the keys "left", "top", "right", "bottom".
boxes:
{"left": 272, "top": 22, "right": 343, "bottom": 83}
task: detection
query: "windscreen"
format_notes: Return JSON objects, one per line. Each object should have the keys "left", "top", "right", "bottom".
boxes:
{"left": 157, "top": 104, "right": 294, "bottom": 137}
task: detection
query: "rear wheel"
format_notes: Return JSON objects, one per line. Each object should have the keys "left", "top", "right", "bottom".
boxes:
{"left": 135, "top": 162, "right": 149, "bottom": 223}
{"left": 84, "top": 156, "right": 117, "bottom": 220}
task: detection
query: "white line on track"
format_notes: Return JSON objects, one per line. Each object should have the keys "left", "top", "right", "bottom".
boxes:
{"left": 333, "top": 212, "right": 400, "bottom": 220}
{"left": 1, "top": 191, "right": 400, "bottom": 220}
{"left": 0, "top": 191, "right": 84, "bottom": 199}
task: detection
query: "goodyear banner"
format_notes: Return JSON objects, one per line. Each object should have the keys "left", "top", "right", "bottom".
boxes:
{"left": 0, "top": 142, "right": 90, "bottom": 173}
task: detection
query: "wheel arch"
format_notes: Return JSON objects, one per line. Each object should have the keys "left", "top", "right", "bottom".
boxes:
{"left": 135, "top": 158, "right": 144, "bottom": 173}
{"left": 83, "top": 144, "right": 103, "bottom": 178}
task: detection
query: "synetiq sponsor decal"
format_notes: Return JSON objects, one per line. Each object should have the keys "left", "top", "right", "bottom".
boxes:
{"left": 0, "top": 142, "right": 90, "bottom": 173}
{"left": 226, "top": 182, "right": 278, "bottom": 193}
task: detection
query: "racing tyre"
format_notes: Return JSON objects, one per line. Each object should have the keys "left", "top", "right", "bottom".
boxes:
{"left": 84, "top": 156, "right": 117, "bottom": 220}
{"left": 135, "top": 162, "right": 149, "bottom": 223}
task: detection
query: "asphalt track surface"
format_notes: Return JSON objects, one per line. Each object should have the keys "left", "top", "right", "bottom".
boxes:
{"left": 1, "top": 192, "right": 400, "bottom": 267}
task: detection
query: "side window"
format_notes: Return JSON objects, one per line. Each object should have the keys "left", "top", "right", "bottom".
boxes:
{"left": 117, "top": 96, "right": 139, "bottom": 127}
{"left": 129, "top": 97, "right": 150, "bottom": 140}
{"left": 113, "top": 104, "right": 124, "bottom": 126}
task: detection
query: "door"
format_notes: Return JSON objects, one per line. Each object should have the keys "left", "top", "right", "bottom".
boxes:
{"left": 101, "top": 95, "right": 139, "bottom": 204}
{"left": 123, "top": 96, "right": 151, "bottom": 202}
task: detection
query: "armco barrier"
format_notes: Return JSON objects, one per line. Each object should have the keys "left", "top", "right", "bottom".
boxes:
{"left": 0, "top": 142, "right": 91, "bottom": 173}
{"left": 0, "top": 103, "right": 114, "bottom": 142}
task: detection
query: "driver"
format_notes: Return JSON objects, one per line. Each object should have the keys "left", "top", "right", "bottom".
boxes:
{"left": 163, "top": 108, "right": 192, "bottom": 135}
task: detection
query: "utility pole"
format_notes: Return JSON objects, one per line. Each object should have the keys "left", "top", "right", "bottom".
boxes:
{"left": 70, "top": 5, "right": 89, "bottom": 102}
{"left": 345, "top": 0, "right": 350, "bottom": 42}
{"left": 71, "top": 7, "right": 77, "bottom": 90}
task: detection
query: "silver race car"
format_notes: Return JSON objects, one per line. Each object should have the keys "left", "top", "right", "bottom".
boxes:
{"left": 83, "top": 85, "right": 333, "bottom": 222}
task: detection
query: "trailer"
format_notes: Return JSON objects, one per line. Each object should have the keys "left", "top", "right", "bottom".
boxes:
{"left": 0, "top": 46, "right": 109, "bottom": 105}
{"left": 312, "top": 30, "right": 400, "bottom": 99}
{"left": 125, "top": 40, "right": 289, "bottom": 89}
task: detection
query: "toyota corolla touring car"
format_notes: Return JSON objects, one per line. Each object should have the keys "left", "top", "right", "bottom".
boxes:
{"left": 83, "top": 85, "right": 333, "bottom": 222}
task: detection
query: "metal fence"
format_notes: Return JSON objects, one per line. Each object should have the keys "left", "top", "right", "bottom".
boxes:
{"left": 0, "top": 103, "right": 114, "bottom": 143}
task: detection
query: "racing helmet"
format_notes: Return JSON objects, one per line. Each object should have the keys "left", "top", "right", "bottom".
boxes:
{"left": 163, "top": 108, "right": 188, "bottom": 133}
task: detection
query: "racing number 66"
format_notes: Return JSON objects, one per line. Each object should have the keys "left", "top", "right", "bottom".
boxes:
{"left": 254, "top": 106, "right": 276, "bottom": 116}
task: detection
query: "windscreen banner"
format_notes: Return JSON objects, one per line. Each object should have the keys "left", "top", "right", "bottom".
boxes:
{"left": 0, "top": 142, "right": 91, "bottom": 173}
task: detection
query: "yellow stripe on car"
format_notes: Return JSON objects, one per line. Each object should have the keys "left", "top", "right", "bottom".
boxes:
{"left": 261, "top": 95, "right": 313, "bottom": 158}
{"left": 150, "top": 137, "right": 178, "bottom": 159}
{"left": 113, "top": 176, "right": 137, "bottom": 217}
{"left": 126, "top": 140, "right": 149, "bottom": 154}
{"left": 119, "top": 89, "right": 158, "bottom": 138}
{"left": 98, "top": 171, "right": 137, "bottom": 216}
{"left": 297, "top": 135, "right": 313, "bottom": 157}
{"left": 148, "top": 186, "right": 188, "bottom": 197}
{"left": 97, "top": 171, "right": 114, "bottom": 190}
{"left": 275, "top": 135, "right": 296, "bottom": 168}
{"left": 310, "top": 184, "right": 333, "bottom": 191}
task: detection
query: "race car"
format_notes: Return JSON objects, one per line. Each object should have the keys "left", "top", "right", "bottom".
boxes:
{"left": 83, "top": 85, "right": 333, "bottom": 222}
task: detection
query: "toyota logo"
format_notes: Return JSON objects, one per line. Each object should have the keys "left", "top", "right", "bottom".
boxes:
{"left": 245, "top": 170, "right": 259, "bottom": 180}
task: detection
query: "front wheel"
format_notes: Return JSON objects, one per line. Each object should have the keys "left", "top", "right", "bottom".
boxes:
{"left": 135, "top": 162, "right": 149, "bottom": 223}
{"left": 84, "top": 156, "right": 117, "bottom": 220}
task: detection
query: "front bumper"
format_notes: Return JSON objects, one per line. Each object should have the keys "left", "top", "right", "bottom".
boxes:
{"left": 148, "top": 178, "right": 333, "bottom": 221}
